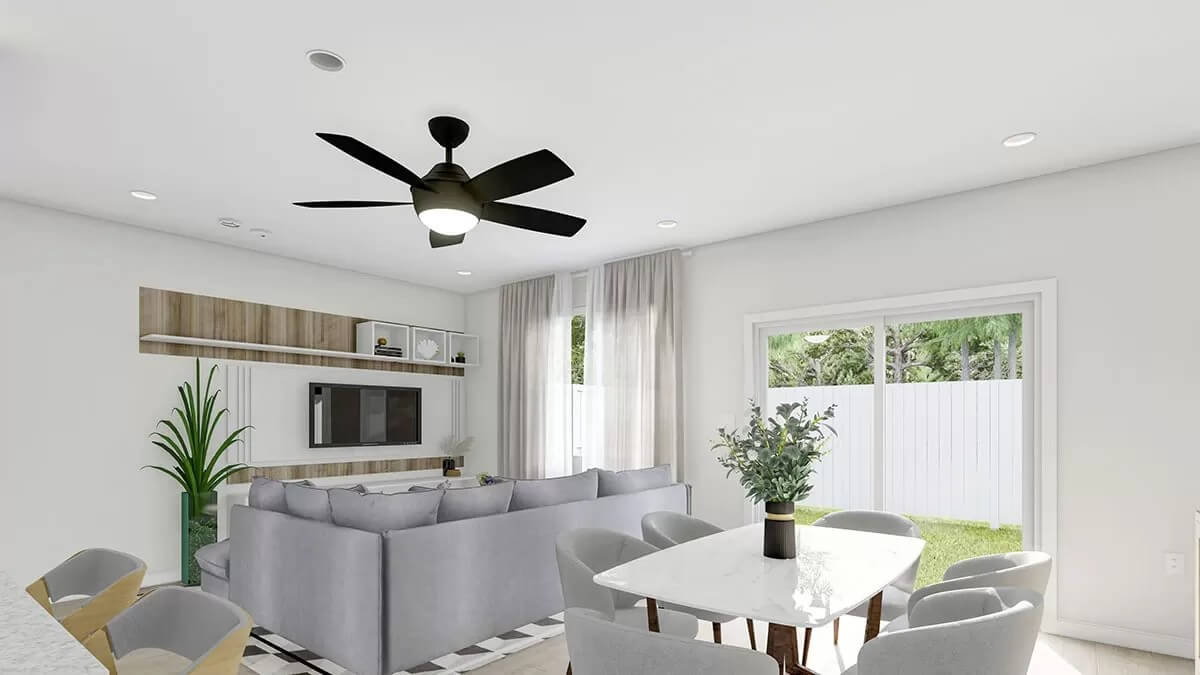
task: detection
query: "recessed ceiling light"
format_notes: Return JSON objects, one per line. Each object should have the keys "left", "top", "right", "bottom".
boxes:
{"left": 656, "top": 219, "right": 678, "bottom": 229}
{"left": 1002, "top": 132, "right": 1037, "bottom": 148}
{"left": 249, "top": 228, "right": 272, "bottom": 239}
{"left": 130, "top": 190, "right": 157, "bottom": 200}
{"left": 307, "top": 49, "right": 344, "bottom": 72}
{"left": 218, "top": 217, "right": 241, "bottom": 229}
{"left": 456, "top": 270, "right": 472, "bottom": 276}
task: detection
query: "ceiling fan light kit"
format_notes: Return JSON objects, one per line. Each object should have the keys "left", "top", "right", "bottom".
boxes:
{"left": 294, "top": 115, "right": 585, "bottom": 248}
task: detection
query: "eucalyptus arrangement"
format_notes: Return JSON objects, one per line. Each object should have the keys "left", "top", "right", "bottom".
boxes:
{"left": 440, "top": 435, "right": 475, "bottom": 475}
{"left": 144, "top": 358, "right": 251, "bottom": 584}
{"left": 712, "top": 400, "right": 836, "bottom": 558}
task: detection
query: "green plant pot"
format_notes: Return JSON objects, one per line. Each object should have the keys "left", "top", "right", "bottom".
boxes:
{"left": 181, "top": 490, "right": 218, "bottom": 586}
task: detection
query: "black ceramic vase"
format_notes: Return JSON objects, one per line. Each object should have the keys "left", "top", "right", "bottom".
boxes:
{"left": 442, "top": 457, "right": 456, "bottom": 476}
{"left": 763, "top": 501, "right": 796, "bottom": 559}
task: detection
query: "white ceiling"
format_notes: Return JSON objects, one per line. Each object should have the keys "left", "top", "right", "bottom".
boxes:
{"left": 2, "top": 1, "right": 1199, "bottom": 293}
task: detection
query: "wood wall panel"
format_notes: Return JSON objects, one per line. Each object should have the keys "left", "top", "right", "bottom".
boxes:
{"left": 138, "top": 287, "right": 462, "bottom": 377}
{"left": 226, "top": 456, "right": 466, "bottom": 484}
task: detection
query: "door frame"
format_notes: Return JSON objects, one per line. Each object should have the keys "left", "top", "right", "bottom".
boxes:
{"left": 742, "top": 279, "right": 1058, "bottom": 627}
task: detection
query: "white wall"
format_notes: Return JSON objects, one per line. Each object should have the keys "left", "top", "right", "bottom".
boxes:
{"left": 683, "top": 144, "right": 1200, "bottom": 653}
{"left": 465, "top": 288, "right": 501, "bottom": 477}
{"left": 0, "top": 198, "right": 466, "bottom": 584}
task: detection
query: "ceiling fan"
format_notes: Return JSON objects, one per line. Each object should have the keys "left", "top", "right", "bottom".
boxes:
{"left": 293, "top": 116, "right": 586, "bottom": 248}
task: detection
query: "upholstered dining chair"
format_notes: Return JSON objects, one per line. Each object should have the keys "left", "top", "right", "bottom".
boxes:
{"left": 565, "top": 607, "right": 778, "bottom": 675}
{"left": 844, "top": 587, "right": 1044, "bottom": 675}
{"left": 81, "top": 585, "right": 252, "bottom": 675}
{"left": 26, "top": 548, "right": 146, "bottom": 641}
{"left": 641, "top": 511, "right": 758, "bottom": 648}
{"left": 811, "top": 510, "right": 922, "bottom": 647}
{"left": 884, "top": 551, "right": 1052, "bottom": 632}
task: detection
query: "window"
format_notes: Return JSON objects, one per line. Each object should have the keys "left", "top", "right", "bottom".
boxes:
{"left": 571, "top": 314, "right": 586, "bottom": 472}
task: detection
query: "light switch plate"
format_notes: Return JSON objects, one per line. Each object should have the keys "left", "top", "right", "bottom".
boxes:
{"left": 1164, "top": 552, "right": 1184, "bottom": 576}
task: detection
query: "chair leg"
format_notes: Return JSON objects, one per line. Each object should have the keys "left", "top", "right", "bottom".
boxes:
{"left": 833, "top": 617, "right": 840, "bottom": 645}
{"left": 712, "top": 621, "right": 722, "bottom": 644}
{"left": 746, "top": 618, "right": 757, "bottom": 650}
{"left": 801, "top": 627, "right": 812, "bottom": 666}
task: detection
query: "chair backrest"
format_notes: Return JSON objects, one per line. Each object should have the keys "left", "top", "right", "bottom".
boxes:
{"left": 556, "top": 528, "right": 659, "bottom": 617}
{"left": 565, "top": 607, "right": 777, "bottom": 675}
{"left": 641, "top": 511, "right": 722, "bottom": 549}
{"left": 104, "top": 586, "right": 251, "bottom": 669}
{"left": 856, "top": 587, "right": 1043, "bottom": 675}
{"left": 907, "top": 551, "right": 1052, "bottom": 614}
{"left": 42, "top": 548, "right": 145, "bottom": 600}
{"left": 811, "top": 510, "right": 922, "bottom": 592}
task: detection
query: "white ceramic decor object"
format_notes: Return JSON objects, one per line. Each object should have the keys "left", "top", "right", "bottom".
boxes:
{"left": 416, "top": 338, "right": 440, "bottom": 360}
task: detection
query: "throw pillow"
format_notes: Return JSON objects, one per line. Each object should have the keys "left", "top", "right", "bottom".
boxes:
{"left": 249, "top": 478, "right": 313, "bottom": 513}
{"left": 596, "top": 465, "right": 673, "bottom": 497}
{"left": 508, "top": 469, "right": 598, "bottom": 511}
{"left": 329, "top": 488, "right": 444, "bottom": 533}
{"left": 283, "top": 482, "right": 334, "bottom": 522}
{"left": 438, "top": 481, "right": 515, "bottom": 522}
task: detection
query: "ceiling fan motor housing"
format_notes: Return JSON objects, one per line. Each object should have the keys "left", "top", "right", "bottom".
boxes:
{"left": 413, "top": 162, "right": 481, "bottom": 219}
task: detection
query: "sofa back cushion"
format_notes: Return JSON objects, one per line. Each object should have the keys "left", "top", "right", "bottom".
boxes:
{"left": 596, "top": 465, "right": 673, "bottom": 497}
{"left": 508, "top": 469, "right": 598, "bottom": 511}
{"left": 250, "top": 478, "right": 314, "bottom": 512}
{"left": 284, "top": 482, "right": 335, "bottom": 522}
{"left": 439, "top": 481, "right": 515, "bottom": 523}
{"left": 330, "top": 488, "right": 445, "bottom": 533}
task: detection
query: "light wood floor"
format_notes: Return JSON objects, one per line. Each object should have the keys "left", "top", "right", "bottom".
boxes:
{"left": 472, "top": 615, "right": 1194, "bottom": 675}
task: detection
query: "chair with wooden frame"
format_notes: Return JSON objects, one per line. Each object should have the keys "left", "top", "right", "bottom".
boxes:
{"left": 81, "top": 585, "right": 252, "bottom": 674}
{"left": 26, "top": 548, "right": 147, "bottom": 641}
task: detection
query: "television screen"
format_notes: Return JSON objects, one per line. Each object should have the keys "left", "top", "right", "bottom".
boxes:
{"left": 309, "top": 383, "right": 421, "bottom": 448}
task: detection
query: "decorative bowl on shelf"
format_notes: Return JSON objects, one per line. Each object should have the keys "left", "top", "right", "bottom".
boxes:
{"left": 416, "top": 338, "right": 440, "bottom": 360}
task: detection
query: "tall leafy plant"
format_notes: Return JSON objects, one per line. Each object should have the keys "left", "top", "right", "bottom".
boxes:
{"left": 712, "top": 400, "right": 836, "bottom": 504}
{"left": 145, "top": 359, "right": 251, "bottom": 516}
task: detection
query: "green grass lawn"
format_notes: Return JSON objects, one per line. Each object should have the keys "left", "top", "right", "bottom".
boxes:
{"left": 794, "top": 506, "right": 1022, "bottom": 589}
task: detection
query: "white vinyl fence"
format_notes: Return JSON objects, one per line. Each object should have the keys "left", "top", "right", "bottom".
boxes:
{"left": 766, "top": 380, "right": 1022, "bottom": 527}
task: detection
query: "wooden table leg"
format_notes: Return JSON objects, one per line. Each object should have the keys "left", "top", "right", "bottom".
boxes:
{"left": 645, "top": 598, "right": 661, "bottom": 633}
{"left": 863, "top": 591, "right": 883, "bottom": 642}
{"left": 765, "top": 623, "right": 819, "bottom": 675}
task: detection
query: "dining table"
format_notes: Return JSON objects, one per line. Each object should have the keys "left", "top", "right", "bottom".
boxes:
{"left": 0, "top": 568, "right": 108, "bottom": 674}
{"left": 593, "top": 522, "right": 926, "bottom": 675}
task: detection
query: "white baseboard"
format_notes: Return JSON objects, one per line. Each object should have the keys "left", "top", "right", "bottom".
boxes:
{"left": 1050, "top": 618, "right": 1193, "bottom": 659}
{"left": 142, "top": 569, "right": 181, "bottom": 589}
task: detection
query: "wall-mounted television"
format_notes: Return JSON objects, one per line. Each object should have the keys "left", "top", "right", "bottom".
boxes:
{"left": 309, "top": 383, "right": 421, "bottom": 448}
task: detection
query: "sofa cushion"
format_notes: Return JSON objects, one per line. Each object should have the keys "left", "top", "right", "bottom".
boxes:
{"left": 438, "top": 481, "right": 515, "bottom": 523}
{"left": 596, "top": 465, "right": 673, "bottom": 497}
{"left": 329, "top": 488, "right": 444, "bottom": 533}
{"left": 249, "top": 478, "right": 314, "bottom": 512}
{"left": 508, "top": 469, "right": 598, "bottom": 511}
{"left": 194, "top": 539, "right": 231, "bottom": 580}
{"left": 284, "top": 482, "right": 334, "bottom": 522}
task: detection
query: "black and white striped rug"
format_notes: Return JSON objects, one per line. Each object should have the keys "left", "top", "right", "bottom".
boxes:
{"left": 241, "top": 613, "right": 565, "bottom": 674}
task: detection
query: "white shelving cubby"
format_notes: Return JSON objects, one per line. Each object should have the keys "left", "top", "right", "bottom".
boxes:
{"left": 448, "top": 333, "right": 480, "bottom": 366}
{"left": 410, "top": 327, "right": 448, "bottom": 364}
{"left": 356, "top": 321, "right": 410, "bottom": 360}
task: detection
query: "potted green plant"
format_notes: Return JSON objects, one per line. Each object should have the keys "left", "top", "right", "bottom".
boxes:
{"left": 453, "top": 351, "right": 467, "bottom": 364}
{"left": 144, "top": 359, "right": 251, "bottom": 585}
{"left": 712, "top": 400, "right": 835, "bottom": 559}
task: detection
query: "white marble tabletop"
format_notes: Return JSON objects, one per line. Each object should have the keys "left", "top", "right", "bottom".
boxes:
{"left": 595, "top": 523, "right": 925, "bottom": 628}
{"left": 0, "top": 569, "right": 107, "bottom": 674}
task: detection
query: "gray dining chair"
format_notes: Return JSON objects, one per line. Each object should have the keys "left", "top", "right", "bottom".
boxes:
{"left": 555, "top": 528, "right": 699, "bottom": 638}
{"left": 811, "top": 510, "right": 922, "bottom": 645}
{"left": 566, "top": 607, "right": 778, "bottom": 675}
{"left": 26, "top": 548, "right": 147, "bottom": 641}
{"left": 80, "top": 585, "right": 252, "bottom": 674}
{"left": 884, "top": 551, "right": 1052, "bottom": 632}
{"left": 641, "top": 511, "right": 758, "bottom": 648}
{"left": 844, "top": 586, "right": 1044, "bottom": 675}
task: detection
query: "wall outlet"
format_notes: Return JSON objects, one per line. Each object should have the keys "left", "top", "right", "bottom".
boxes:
{"left": 1164, "top": 552, "right": 1184, "bottom": 576}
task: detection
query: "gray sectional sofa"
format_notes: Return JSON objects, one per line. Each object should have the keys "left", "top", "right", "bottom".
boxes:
{"left": 203, "top": 467, "right": 688, "bottom": 675}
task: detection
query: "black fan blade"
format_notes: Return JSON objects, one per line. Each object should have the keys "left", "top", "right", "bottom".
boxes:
{"left": 430, "top": 231, "right": 466, "bottom": 248}
{"left": 481, "top": 202, "right": 586, "bottom": 237}
{"left": 293, "top": 200, "right": 412, "bottom": 208}
{"left": 466, "top": 149, "right": 574, "bottom": 202}
{"left": 315, "top": 133, "right": 434, "bottom": 192}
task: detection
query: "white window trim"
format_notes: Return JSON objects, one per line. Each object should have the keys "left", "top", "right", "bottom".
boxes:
{"left": 742, "top": 279, "right": 1058, "bottom": 631}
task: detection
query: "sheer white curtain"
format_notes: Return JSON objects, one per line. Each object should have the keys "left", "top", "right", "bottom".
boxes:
{"left": 498, "top": 273, "right": 574, "bottom": 478}
{"left": 582, "top": 250, "right": 682, "bottom": 475}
